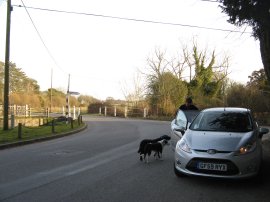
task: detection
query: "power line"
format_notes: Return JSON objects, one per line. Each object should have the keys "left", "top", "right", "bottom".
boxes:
{"left": 18, "top": 0, "right": 68, "bottom": 75}
{"left": 199, "top": 0, "right": 218, "bottom": 2}
{"left": 13, "top": 4, "right": 251, "bottom": 34}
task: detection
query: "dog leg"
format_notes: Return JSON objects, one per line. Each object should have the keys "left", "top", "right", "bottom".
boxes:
{"left": 159, "top": 152, "right": 164, "bottom": 160}
{"left": 154, "top": 152, "right": 157, "bottom": 160}
{"left": 157, "top": 152, "right": 160, "bottom": 159}
{"left": 143, "top": 154, "right": 147, "bottom": 163}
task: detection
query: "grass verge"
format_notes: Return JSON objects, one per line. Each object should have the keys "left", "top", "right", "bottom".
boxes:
{"left": 0, "top": 121, "right": 85, "bottom": 145}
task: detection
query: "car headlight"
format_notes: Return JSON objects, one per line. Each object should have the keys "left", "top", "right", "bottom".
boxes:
{"left": 177, "top": 140, "right": 192, "bottom": 153}
{"left": 236, "top": 141, "right": 257, "bottom": 155}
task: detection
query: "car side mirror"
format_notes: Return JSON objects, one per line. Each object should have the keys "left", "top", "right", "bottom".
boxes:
{"left": 175, "top": 127, "right": 186, "bottom": 135}
{"left": 259, "top": 127, "right": 269, "bottom": 138}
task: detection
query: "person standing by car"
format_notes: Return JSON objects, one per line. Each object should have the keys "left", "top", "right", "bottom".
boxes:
{"left": 179, "top": 97, "right": 198, "bottom": 110}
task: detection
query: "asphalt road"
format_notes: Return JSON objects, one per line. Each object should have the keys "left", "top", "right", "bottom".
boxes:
{"left": 0, "top": 116, "right": 270, "bottom": 202}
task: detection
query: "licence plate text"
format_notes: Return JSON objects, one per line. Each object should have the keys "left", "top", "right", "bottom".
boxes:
{"left": 197, "top": 162, "right": 227, "bottom": 171}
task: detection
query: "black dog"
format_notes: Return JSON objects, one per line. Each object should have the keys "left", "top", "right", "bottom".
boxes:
{"left": 138, "top": 135, "right": 171, "bottom": 161}
{"left": 143, "top": 139, "right": 169, "bottom": 163}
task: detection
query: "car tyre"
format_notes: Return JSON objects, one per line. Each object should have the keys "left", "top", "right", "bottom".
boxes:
{"left": 174, "top": 163, "right": 186, "bottom": 177}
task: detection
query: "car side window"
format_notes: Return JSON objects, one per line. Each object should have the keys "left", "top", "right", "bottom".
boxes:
{"left": 176, "top": 110, "right": 187, "bottom": 128}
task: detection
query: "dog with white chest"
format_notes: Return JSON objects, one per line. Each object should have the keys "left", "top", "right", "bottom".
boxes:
{"left": 138, "top": 135, "right": 171, "bottom": 161}
{"left": 142, "top": 139, "right": 169, "bottom": 163}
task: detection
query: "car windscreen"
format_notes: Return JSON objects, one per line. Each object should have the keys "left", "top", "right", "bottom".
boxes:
{"left": 189, "top": 111, "right": 253, "bottom": 132}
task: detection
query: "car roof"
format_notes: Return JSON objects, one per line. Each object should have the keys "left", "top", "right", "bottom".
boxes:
{"left": 201, "top": 107, "right": 250, "bottom": 113}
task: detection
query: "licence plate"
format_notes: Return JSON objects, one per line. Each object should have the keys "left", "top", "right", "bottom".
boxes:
{"left": 197, "top": 162, "right": 227, "bottom": 171}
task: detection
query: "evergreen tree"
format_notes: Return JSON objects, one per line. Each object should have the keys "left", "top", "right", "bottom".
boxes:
{"left": 218, "top": 0, "right": 270, "bottom": 81}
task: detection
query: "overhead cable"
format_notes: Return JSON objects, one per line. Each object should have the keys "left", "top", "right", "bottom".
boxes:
{"left": 13, "top": 4, "right": 251, "bottom": 34}
{"left": 199, "top": 0, "right": 218, "bottom": 2}
{"left": 19, "top": 0, "right": 68, "bottom": 74}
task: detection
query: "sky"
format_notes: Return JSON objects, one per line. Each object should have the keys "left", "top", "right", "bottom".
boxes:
{"left": 0, "top": 0, "right": 263, "bottom": 100}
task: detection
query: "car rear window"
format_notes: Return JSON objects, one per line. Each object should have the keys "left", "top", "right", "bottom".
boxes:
{"left": 190, "top": 111, "right": 253, "bottom": 132}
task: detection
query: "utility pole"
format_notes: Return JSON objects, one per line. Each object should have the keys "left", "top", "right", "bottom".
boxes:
{"left": 65, "top": 75, "right": 79, "bottom": 122}
{"left": 3, "top": 0, "right": 12, "bottom": 130}
{"left": 65, "top": 74, "right": 70, "bottom": 121}
{"left": 50, "top": 68, "right": 53, "bottom": 113}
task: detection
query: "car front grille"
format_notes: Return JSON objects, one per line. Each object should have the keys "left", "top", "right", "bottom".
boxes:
{"left": 194, "top": 149, "right": 231, "bottom": 154}
{"left": 186, "top": 158, "right": 239, "bottom": 176}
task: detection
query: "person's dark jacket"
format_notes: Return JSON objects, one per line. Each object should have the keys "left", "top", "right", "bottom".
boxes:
{"left": 179, "top": 104, "right": 198, "bottom": 110}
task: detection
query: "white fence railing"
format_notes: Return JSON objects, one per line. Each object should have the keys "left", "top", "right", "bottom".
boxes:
{"left": 0, "top": 105, "right": 83, "bottom": 119}
{"left": 92, "top": 106, "right": 149, "bottom": 118}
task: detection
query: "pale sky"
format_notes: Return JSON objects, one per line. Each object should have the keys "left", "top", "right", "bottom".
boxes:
{"left": 0, "top": 0, "right": 263, "bottom": 100}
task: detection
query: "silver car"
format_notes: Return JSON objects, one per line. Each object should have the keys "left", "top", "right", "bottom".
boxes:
{"left": 172, "top": 107, "right": 269, "bottom": 179}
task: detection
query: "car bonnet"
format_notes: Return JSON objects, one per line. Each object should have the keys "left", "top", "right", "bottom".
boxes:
{"left": 185, "top": 129, "right": 254, "bottom": 152}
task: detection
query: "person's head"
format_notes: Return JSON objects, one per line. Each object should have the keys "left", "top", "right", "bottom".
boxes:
{"left": 185, "top": 97, "right": 193, "bottom": 106}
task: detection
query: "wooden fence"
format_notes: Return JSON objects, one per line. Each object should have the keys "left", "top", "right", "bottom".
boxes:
{"left": 0, "top": 105, "right": 87, "bottom": 128}
{"left": 90, "top": 105, "right": 270, "bottom": 125}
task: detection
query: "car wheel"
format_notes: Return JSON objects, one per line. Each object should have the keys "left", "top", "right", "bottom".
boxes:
{"left": 174, "top": 163, "right": 186, "bottom": 177}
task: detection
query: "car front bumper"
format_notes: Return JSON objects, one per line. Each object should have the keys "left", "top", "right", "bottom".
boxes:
{"left": 174, "top": 146, "right": 261, "bottom": 179}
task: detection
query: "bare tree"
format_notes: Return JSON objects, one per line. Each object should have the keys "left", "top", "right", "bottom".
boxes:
{"left": 121, "top": 71, "right": 146, "bottom": 105}
{"left": 169, "top": 46, "right": 190, "bottom": 80}
{"left": 146, "top": 48, "right": 170, "bottom": 80}
{"left": 213, "top": 54, "right": 230, "bottom": 82}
